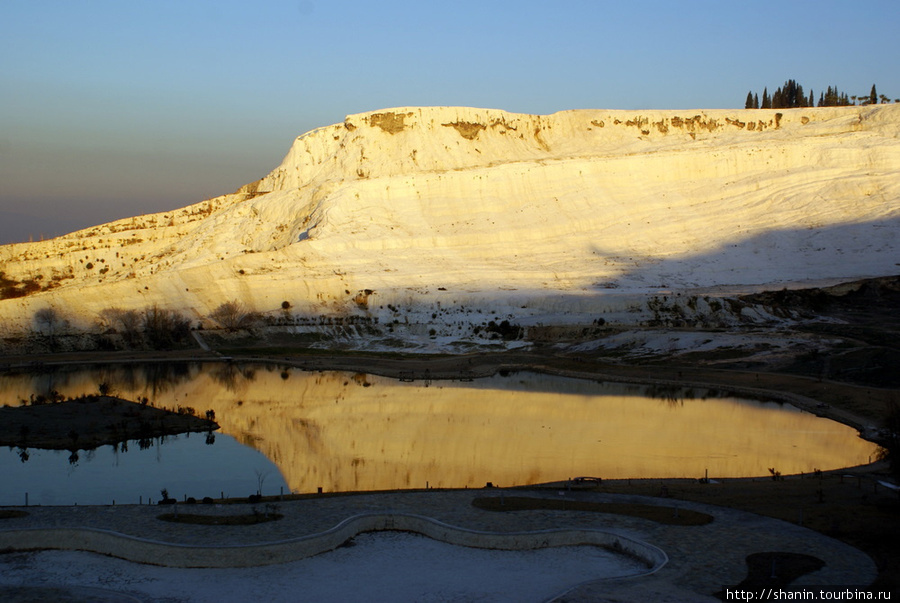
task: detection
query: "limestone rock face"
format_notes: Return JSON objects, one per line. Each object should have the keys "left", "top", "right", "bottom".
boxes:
{"left": 1, "top": 105, "right": 899, "bottom": 338}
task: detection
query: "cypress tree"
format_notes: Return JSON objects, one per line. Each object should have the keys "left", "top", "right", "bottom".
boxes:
{"left": 741, "top": 81, "right": 886, "bottom": 109}
{"left": 774, "top": 79, "right": 804, "bottom": 108}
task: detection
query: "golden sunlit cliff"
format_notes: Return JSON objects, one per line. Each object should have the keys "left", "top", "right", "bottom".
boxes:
{"left": 1, "top": 105, "right": 898, "bottom": 346}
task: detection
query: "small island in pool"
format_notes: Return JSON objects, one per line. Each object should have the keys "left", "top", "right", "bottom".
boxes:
{"left": 0, "top": 395, "right": 218, "bottom": 451}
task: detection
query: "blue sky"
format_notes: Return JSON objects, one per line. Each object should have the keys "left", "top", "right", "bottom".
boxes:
{"left": 1, "top": 0, "right": 898, "bottom": 244}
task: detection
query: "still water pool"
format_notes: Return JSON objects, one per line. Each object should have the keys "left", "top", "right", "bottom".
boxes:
{"left": 0, "top": 431, "right": 285, "bottom": 506}
{"left": 0, "top": 363, "right": 880, "bottom": 506}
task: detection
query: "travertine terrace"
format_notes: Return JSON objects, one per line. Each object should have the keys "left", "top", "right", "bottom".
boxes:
{"left": 1, "top": 105, "right": 898, "bottom": 344}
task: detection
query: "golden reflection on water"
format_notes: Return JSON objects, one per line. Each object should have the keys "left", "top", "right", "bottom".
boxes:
{"left": 0, "top": 365, "right": 879, "bottom": 493}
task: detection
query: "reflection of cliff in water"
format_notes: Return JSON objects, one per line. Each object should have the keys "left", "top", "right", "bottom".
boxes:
{"left": 209, "top": 363, "right": 258, "bottom": 393}
{"left": 0, "top": 365, "right": 880, "bottom": 493}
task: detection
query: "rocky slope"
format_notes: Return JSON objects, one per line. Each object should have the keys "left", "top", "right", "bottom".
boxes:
{"left": 1, "top": 105, "right": 898, "bottom": 347}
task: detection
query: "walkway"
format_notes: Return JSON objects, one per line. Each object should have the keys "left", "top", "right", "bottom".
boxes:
{"left": 0, "top": 489, "right": 877, "bottom": 602}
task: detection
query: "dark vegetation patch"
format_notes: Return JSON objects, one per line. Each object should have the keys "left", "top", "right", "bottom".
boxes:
{"left": 742, "top": 275, "right": 900, "bottom": 387}
{"left": 157, "top": 512, "right": 283, "bottom": 525}
{"left": 743, "top": 275, "right": 900, "bottom": 322}
{"left": 0, "top": 395, "right": 217, "bottom": 451}
{"left": 0, "top": 271, "right": 70, "bottom": 300}
{"left": 0, "top": 510, "right": 28, "bottom": 519}
{"left": 484, "top": 320, "right": 523, "bottom": 340}
{"left": 471, "top": 496, "right": 713, "bottom": 526}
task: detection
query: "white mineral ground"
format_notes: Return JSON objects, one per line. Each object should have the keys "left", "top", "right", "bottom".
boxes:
{"left": 0, "top": 531, "right": 652, "bottom": 603}
{"left": 1, "top": 105, "right": 897, "bottom": 348}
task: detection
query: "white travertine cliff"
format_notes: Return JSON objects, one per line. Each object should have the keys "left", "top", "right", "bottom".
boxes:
{"left": 1, "top": 105, "right": 898, "bottom": 342}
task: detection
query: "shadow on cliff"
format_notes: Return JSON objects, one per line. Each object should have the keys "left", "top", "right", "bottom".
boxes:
{"left": 586, "top": 215, "right": 900, "bottom": 292}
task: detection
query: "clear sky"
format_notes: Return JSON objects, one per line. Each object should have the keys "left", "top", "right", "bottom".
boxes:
{"left": 1, "top": 0, "right": 898, "bottom": 244}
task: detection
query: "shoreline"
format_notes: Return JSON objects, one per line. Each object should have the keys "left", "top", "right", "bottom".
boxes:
{"left": 0, "top": 346, "right": 889, "bottom": 448}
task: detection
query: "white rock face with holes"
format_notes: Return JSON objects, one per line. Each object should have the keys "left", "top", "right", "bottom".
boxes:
{"left": 1, "top": 105, "right": 898, "bottom": 341}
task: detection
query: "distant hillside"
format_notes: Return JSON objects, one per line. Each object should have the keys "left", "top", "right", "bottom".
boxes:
{"left": 1, "top": 105, "right": 898, "bottom": 350}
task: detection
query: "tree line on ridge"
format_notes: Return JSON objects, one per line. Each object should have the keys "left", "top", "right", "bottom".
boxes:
{"left": 744, "top": 80, "right": 897, "bottom": 109}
